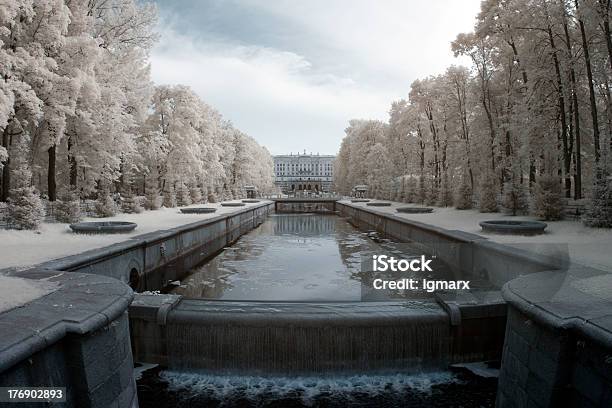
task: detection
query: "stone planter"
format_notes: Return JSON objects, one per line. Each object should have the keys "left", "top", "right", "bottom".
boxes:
{"left": 479, "top": 220, "right": 547, "bottom": 235}
{"left": 350, "top": 199, "right": 370, "bottom": 203}
{"left": 396, "top": 207, "right": 434, "bottom": 214}
{"left": 221, "top": 202, "right": 246, "bottom": 207}
{"left": 180, "top": 207, "right": 217, "bottom": 214}
{"left": 366, "top": 202, "right": 392, "bottom": 207}
{"left": 242, "top": 200, "right": 260, "bottom": 203}
{"left": 69, "top": 221, "right": 137, "bottom": 234}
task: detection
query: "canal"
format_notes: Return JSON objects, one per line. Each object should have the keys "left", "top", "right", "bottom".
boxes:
{"left": 170, "top": 213, "right": 485, "bottom": 301}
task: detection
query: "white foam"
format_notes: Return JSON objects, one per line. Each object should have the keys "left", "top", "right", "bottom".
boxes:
{"left": 160, "top": 371, "right": 460, "bottom": 405}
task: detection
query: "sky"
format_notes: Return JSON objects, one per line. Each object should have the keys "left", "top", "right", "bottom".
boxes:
{"left": 150, "top": 0, "right": 482, "bottom": 155}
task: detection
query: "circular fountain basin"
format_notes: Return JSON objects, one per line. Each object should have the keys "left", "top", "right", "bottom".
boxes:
{"left": 242, "top": 199, "right": 260, "bottom": 203}
{"left": 180, "top": 207, "right": 217, "bottom": 214}
{"left": 350, "top": 199, "right": 370, "bottom": 203}
{"left": 366, "top": 202, "right": 392, "bottom": 207}
{"left": 479, "top": 220, "right": 547, "bottom": 235}
{"left": 396, "top": 207, "right": 434, "bottom": 214}
{"left": 221, "top": 202, "right": 246, "bottom": 207}
{"left": 69, "top": 221, "right": 137, "bottom": 234}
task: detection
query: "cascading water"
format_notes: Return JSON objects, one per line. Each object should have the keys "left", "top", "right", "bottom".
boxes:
{"left": 136, "top": 213, "right": 498, "bottom": 406}
{"left": 164, "top": 300, "right": 450, "bottom": 373}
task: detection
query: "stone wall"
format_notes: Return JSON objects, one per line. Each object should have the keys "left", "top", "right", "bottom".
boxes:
{"left": 498, "top": 268, "right": 612, "bottom": 407}
{"left": 0, "top": 270, "right": 136, "bottom": 408}
{"left": 37, "top": 202, "right": 273, "bottom": 291}
{"left": 336, "top": 201, "right": 559, "bottom": 288}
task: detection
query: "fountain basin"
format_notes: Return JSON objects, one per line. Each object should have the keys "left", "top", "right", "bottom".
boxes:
{"left": 366, "top": 202, "right": 392, "bottom": 207}
{"left": 242, "top": 199, "right": 260, "bottom": 203}
{"left": 69, "top": 221, "right": 137, "bottom": 234}
{"left": 350, "top": 199, "right": 370, "bottom": 203}
{"left": 396, "top": 207, "right": 434, "bottom": 214}
{"left": 221, "top": 202, "right": 246, "bottom": 207}
{"left": 479, "top": 220, "right": 547, "bottom": 235}
{"left": 180, "top": 207, "right": 217, "bottom": 214}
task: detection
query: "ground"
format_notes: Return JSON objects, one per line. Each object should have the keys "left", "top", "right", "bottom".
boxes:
{"left": 0, "top": 201, "right": 266, "bottom": 270}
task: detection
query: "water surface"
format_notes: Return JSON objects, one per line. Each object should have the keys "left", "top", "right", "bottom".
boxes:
{"left": 172, "top": 214, "right": 466, "bottom": 301}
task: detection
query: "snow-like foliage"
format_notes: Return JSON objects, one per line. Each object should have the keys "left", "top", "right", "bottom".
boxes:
{"left": 425, "top": 178, "right": 438, "bottom": 206}
{"left": 121, "top": 188, "right": 143, "bottom": 214}
{"left": 7, "top": 167, "right": 44, "bottom": 230}
{"left": 0, "top": 1, "right": 273, "bottom": 212}
{"left": 190, "top": 186, "right": 203, "bottom": 204}
{"left": 175, "top": 182, "right": 191, "bottom": 207}
{"left": 207, "top": 187, "right": 217, "bottom": 203}
{"left": 415, "top": 176, "right": 427, "bottom": 204}
{"left": 583, "top": 170, "right": 612, "bottom": 228}
{"left": 162, "top": 185, "right": 176, "bottom": 208}
{"left": 502, "top": 179, "right": 529, "bottom": 216}
{"left": 534, "top": 174, "right": 563, "bottom": 221}
{"left": 332, "top": 1, "right": 611, "bottom": 226}
{"left": 478, "top": 172, "right": 498, "bottom": 213}
{"left": 455, "top": 175, "right": 472, "bottom": 210}
{"left": 144, "top": 173, "right": 161, "bottom": 210}
{"left": 0, "top": 147, "right": 7, "bottom": 168}
{"left": 54, "top": 188, "right": 81, "bottom": 223}
{"left": 437, "top": 174, "right": 453, "bottom": 207}
{"left": 95, "top": 190, "right": 117, "bottom": 218}
{"left": 404, "top": 177, "right": 416, "bottom": 203}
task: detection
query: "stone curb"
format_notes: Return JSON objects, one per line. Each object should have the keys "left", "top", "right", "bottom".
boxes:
{"left": 0, "top": 269, "right": 134, "bottom": 373}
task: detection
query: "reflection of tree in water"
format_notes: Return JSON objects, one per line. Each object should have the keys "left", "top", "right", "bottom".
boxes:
{"left": 173, "top": 221, "right": 273, "bottom": 298}
{"left": 273, "top": 214, "right": 336, "bottom": 236}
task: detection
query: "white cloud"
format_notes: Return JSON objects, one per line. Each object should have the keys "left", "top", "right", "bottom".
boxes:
{"left": 150, "top": 1, "right": 481, "bottom": 155}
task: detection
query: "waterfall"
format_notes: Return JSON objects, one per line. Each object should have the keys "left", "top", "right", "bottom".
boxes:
{"left": 165, "top": 301, "right": 451, "bottom": 375}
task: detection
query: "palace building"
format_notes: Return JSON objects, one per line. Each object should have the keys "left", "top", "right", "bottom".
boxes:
{"left": 273, "top": 151, "right": 335, "bottom": 193}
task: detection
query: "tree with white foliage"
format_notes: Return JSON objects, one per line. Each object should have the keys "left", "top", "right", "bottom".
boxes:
{"left": 55, "top": 188, "right": 81, "bottom": 223}
{"left": 534, "top": 174, "right": 564, "bottom": 221}
{"left": 121, "top": 187, "right": 142, "bottom": 214}
{"left": 7, "top": 166, "right": 44, "bottom": 230}
{"left": 0, "top": 0, "right": 275, "bottom": 221}
{"left": 479, "top": 171, "right": 498, "bottom": 213}
{"left": 95, "top": 187, "right": 117, "bottom": 218}
{"left": 502, "top": 180, "right": 529, "bottom": 216}
{"left": 144, "top": 170, "right": 161, "bottom": 211}
{"left": 583, "top": 167, "right": 612, "bottom": 228}
{"left": 162, "top": 184, "right": 176, "bottom": 209}
{"left": 455, "top": 172, "right": 473, "bottom": 210}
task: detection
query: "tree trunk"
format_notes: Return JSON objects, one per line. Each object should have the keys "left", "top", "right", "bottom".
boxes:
{"left": 563, "top": 15, "right": 582, "bottom": 198}
{"left": 482, "top": 90, "right": 496, "bottom": 171}
{"left": 68, "top": 135, "right": 77, "bottom": 188}
{"left": 576, "top": 0, "right": 601, "bottom": 163}
{"left": 48, "top": 144, "right": 57, "bottom": 201}
{"left": 548, "top": 25, "right": 572, "bottom": 198}
{"left": 1, "top": 124, "right": 10, "bottom": 202}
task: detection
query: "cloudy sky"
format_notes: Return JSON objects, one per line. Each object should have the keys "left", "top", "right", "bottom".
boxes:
{"left": 150, "top": 0, "right": 482, "bottom": 155}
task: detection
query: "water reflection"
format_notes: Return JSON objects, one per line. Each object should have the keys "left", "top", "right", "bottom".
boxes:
{"left": 171, "top": 214, "right": 463, "bottom": 301}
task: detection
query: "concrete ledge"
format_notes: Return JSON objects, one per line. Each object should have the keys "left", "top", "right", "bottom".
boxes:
{"left": 502, "top": 267, "right": 612, "bottom": 349}
{"left": 0, "top": 269, "right": 134, "bottom": 371}
{"left": 37, "top": 201, "right": 273, "bottom": 273}
{"left": 0, "top": 269, "right": 136, "bottom": 407}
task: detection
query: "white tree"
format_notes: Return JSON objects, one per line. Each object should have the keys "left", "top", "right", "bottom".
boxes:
{"left": 534, "top": 174, "right": 563, "bottom": 221}
{"left": 584, "top": 169, "right": 612, "bottom": 227}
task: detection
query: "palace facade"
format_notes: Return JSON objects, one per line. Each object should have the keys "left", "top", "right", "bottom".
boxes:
{"left": 273, "top": 151, "right": 335, "bottom": 193}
